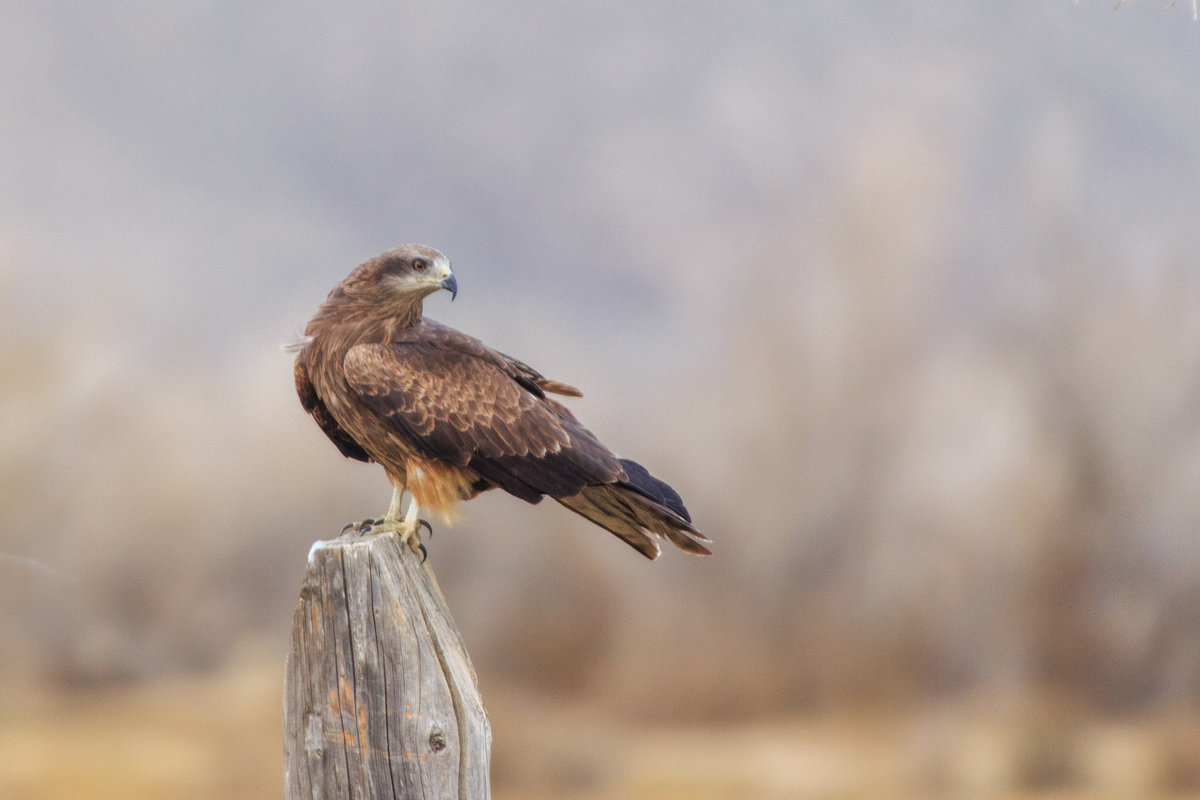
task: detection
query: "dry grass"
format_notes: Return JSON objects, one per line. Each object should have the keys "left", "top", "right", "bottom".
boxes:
{"left": 5, "top": 660, "right": 1200, "bottom": 800}
{"left": 0, "top": 659, "right": 281, "bottom": 800}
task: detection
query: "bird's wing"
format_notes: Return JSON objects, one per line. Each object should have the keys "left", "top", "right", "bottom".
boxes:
{"left": 295, "top": 355, "right": 372, "bottom": 462}
{"left": 405, "top": 318, "right": 583, "bottom": 398}
{"left": 343, "top": 340, "right": 624, "bottom": 501}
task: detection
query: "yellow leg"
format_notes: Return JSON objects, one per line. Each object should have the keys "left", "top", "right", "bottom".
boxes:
{"left": 369, "top": 487, "right": 428, "bottom": 555}
{"left": 383, "top": 486, "right": 405, "bottom": 524}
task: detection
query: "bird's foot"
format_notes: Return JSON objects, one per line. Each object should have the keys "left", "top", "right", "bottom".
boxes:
{"left": 341, "top": 518, "right": 380, "bottom": 535}
{"left": 355, "top": 516, "right": 433, "bottom": 561}
{"left": 398, "top": 518, "right": 434, "bottom": 562}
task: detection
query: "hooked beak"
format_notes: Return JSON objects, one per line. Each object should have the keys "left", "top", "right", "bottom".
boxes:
{"left": 441, "top": 272, "right": 458, "bottom": 301}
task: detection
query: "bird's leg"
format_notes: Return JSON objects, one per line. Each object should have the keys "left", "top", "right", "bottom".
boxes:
{"left": 341, "top": 487, "right": 405, "bottom": 536}
{"left": 400, "top": 498, "right": 433, "bottom": 560}
{"left": 354, "top": 486, "right": 431, "bottom": 559}
{"left": 383, "top": 486, "right": 406, "bottom": 525}
{"left": 404, "top": 497, "right": 434, "bottom": 539}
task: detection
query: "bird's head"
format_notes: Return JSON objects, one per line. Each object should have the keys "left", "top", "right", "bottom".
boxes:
{"left": 309, "top": 245, "right": 459, "bottom": 334}
{"left": 371, "top": 244, "right": 458, "bottom": 301}
{"left": 336, "top": 244, "right": 457, "bottom": 311}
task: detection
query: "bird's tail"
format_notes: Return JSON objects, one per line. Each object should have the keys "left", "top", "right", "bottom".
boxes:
{"left": 555, "top": 459, "right": 711, "bottom": 560}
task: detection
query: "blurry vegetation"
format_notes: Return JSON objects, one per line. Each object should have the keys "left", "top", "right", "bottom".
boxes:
{"left": 4, "top": 188, "right": 1200, "bottom": 721}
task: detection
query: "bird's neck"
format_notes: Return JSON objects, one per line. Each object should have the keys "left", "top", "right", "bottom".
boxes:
{"left": 381, "top": 294, "right": 425, "bottom": 331}
{"left": 307, "top": 292, "right": 425, "bottom": 344}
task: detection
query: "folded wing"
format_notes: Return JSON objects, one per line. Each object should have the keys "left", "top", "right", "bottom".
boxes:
{"left": 341, "top": 335, "right": 709, "bottom": 558}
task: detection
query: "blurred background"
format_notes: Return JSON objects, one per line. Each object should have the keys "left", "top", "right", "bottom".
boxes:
{"left": 4, "top": 1, "right": 1200, "bottom": 798}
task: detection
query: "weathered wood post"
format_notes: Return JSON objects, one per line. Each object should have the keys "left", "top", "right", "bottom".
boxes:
{"left": 284, "top": 529, "right": 491, "bottom": 799}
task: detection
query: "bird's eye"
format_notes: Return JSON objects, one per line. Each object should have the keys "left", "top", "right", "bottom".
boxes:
{"left": 412, "top": 259, "right": 428, "bottom": 272}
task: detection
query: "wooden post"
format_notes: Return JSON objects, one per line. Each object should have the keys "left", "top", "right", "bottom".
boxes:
{"left": 284, "top": 529, "right": 491, "bottom": 800}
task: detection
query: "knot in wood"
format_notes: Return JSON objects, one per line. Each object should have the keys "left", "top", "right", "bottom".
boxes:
{"left": 428, "top": 728, "right": 447, "bottom": 753}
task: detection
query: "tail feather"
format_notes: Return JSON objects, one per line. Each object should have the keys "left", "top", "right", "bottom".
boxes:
{"left": 618, "top": 458, "right": 693, "bottom": 523}
{"left": 556, "top": 481, "right": 711, "bottom": 560}
{"left": 556, "top": 489, "right": 661, "bottom": 559}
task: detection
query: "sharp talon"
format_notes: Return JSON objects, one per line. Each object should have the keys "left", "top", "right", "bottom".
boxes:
{"left": 361, "top": 518, "right": 377, "bottom": 527}
{"left": 340, "top": 522, "right": 356, "bottom": 534}
{"left": 417, "top": 543, "right": 428, "bottom": 563}
{"left": 418, "top": 519, "right": 433, "bottom": 538}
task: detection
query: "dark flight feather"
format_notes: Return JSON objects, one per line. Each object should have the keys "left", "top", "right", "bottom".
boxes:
{"left": 617, "top": 457, "right": 693, "bottom": 524}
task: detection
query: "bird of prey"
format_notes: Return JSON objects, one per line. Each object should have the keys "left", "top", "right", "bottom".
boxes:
{"left": 293, "top": 245, "right": 710, "bottom": 559}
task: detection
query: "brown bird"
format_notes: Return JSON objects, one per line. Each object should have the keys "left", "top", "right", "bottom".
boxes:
{"left": 293, "top": 245, "right": 710, "bottom": 559}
